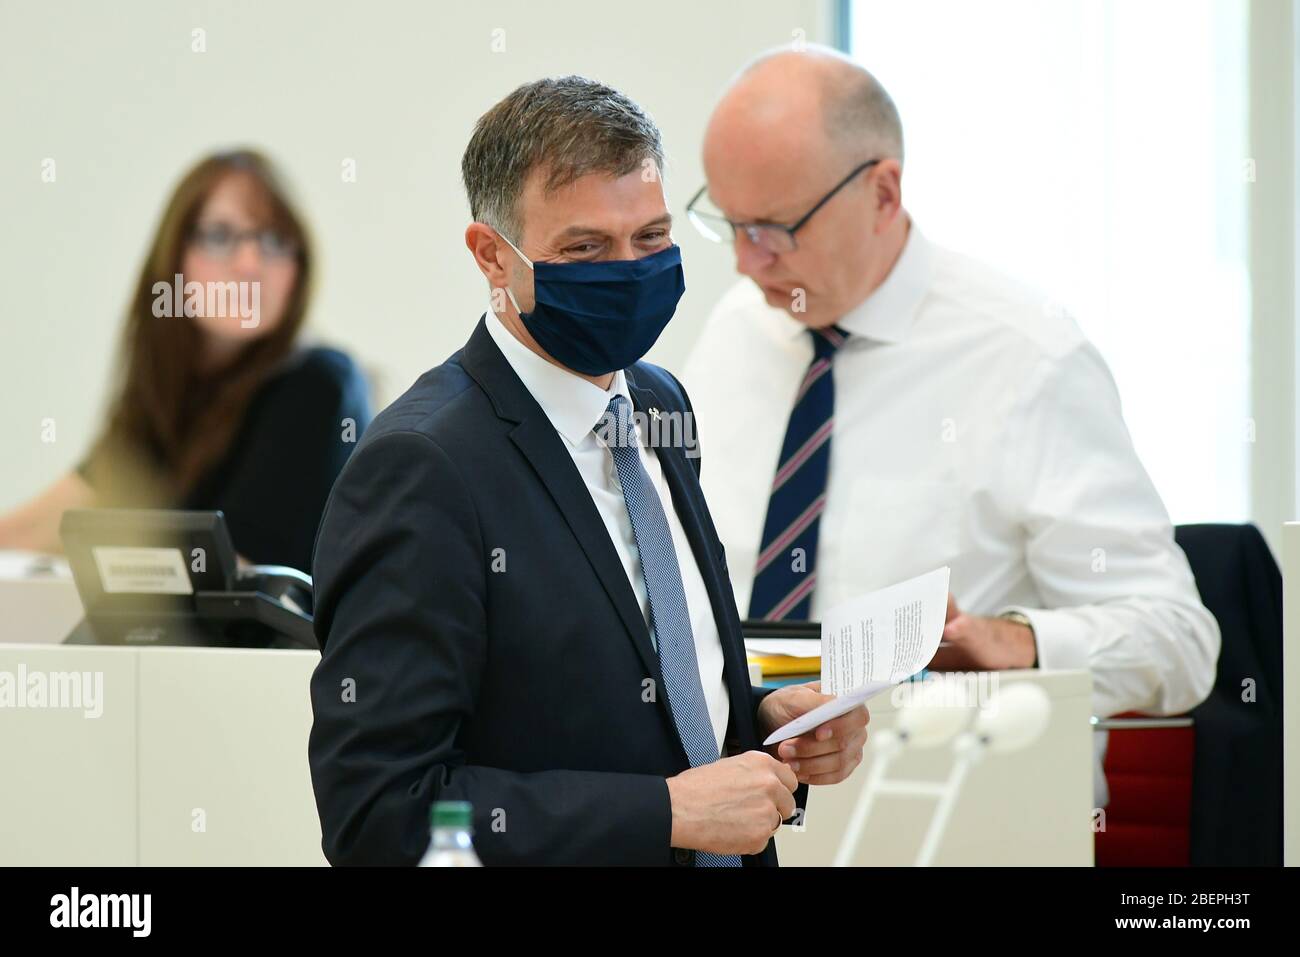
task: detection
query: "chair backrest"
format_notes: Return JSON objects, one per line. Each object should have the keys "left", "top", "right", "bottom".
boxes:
{"left": 1175, "top": 523, "right": 1283, "bottom": 865}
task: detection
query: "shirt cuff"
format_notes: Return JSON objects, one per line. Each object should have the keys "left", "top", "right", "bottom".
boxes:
{"left": 1000, "top": 606, "right": 1090, "bottom": 674}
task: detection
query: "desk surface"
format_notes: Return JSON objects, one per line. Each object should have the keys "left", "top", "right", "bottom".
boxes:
{"left": 0, "top": 643, "right": 1093, "bottom": 866}
{"left": 0, "top": 642, "right": 324, "bottom": 866}
{"left": 0, "top": 553, "right": 83, "bottom": 645}
{"left": 775, "top": 668, "right": 1095, "bottom": 866}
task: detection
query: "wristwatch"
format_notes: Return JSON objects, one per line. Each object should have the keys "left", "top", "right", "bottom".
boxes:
{"left": 998, "top": 610, "right": 1039, "bottom": 668}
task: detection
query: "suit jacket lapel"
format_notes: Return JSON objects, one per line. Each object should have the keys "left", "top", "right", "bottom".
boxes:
{"left": 461, "top": 318, "right": 662, "bottom": 686}
{"left": 626, "top": 378, "right": 759, "bottom": 750}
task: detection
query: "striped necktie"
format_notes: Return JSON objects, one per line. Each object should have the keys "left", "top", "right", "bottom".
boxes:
{"left": 600, "top": 395, "right": 742, "bottom": 867}
{"left": 747, "top": 325, "right": 848, "bottom": 621}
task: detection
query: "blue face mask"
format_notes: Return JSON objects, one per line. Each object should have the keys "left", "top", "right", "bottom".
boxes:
{"left": 498, "top": 234, "right": 686, "bottom": 376}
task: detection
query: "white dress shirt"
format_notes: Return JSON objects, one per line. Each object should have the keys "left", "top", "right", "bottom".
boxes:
{"left": 681, "top": 222, "right": 1220, "bottom": 720}
{"left": 486, "top": 309, "right": 730, "bottom": 752}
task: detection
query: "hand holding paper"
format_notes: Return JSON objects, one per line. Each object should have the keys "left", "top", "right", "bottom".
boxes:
{"left": 762, "top": 567, "right": 951, "bottom": 747}
{"left": 756, "top": 680, "right": 869, "bottom": 787}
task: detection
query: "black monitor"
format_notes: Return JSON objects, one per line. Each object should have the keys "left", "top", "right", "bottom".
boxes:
{"left": 740, "top": 619, "right": 820, "bottom": 642}
{"left": 59, "top": 508, "right": 315, "bottom": 649}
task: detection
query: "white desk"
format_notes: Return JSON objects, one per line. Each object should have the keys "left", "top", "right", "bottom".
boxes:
{"left": 0, "top": 643, "right": 1092, "bottom": 866}
{"left": 0, "top": 643, "right": 325, "bottom": 866}
{"left": 776, "top": 669, "right": 1095, "bottom": 866}
{"left": 0, "top": 552, "right": 83, "bottom": 645}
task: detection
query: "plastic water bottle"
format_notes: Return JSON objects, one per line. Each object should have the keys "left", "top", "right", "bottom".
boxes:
{"left": 418, "top": 801, "right": 482, "bottom": 867}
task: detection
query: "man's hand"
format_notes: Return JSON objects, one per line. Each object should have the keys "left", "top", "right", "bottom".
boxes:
{"left": 928, "top": 595, "right": 1036, "bottom": 671}
{"left": 756, "top": 681, "right": 869, "bottom": 785}
{"left": 666, "top": 751, "right": 799, "bottom": 856}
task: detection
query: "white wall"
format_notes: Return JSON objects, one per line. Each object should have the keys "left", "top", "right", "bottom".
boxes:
{"left": 0, "top": 0, "right": 832, "bottom": 509}
{"left": 847, "top": 0, "right": 1264, "bottom": 536}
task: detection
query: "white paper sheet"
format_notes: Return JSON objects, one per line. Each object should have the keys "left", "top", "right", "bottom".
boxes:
{"left": 0, "top": 549, "right": 71, "bottom": 580}
{"left": 762, "top": 566, "right": 950, "bottom": 746}
{"left": 744, "top": 639, "right": 822, "bottom": 658}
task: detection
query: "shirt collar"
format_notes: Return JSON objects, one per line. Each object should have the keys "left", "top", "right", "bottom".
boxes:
{"left": 780, "top": 217, "right": 934, "bottom": 345}
{"left": 484, "top": 306, "right": 629, "bottom": 447}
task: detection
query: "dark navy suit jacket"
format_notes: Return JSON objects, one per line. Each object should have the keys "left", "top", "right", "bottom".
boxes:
{"left": 308, "top": 317, "right": 802, "bottom": 866}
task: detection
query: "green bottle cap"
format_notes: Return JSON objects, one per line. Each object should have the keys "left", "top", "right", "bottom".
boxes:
{"left": 430, "top": 801, "right": 473, "bottom": 829}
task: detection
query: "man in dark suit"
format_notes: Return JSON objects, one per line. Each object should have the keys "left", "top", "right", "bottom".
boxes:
{"left": 308, "top": 75, "right": 869, "bottom": 866}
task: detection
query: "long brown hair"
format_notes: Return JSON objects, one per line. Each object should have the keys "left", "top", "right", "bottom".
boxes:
{"left": 89, "top": 149, "right": 314, "bottom": 503}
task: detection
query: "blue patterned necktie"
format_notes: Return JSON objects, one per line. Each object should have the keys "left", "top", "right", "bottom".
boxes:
{"left": 600, "top": 395, "right": 742, "bottom": 867}
{"left": 748, "top": 325, "right": 848, "bottom": 621}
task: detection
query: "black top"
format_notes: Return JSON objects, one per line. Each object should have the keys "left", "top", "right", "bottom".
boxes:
{"left": 79, "top": 346, "right": 372, "bottom": 573}
{"left": 1175, "top": 523, "right": 1283, "bottom": 865}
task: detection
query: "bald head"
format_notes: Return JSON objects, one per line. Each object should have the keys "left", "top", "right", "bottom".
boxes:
{"left": 699, "top": 43, "right": 910, "bottom": 329}
{"left": 710, "top": 43, "right": 903, "bottom": 168}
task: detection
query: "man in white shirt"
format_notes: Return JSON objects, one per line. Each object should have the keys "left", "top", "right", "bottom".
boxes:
{"left": 681, "top": 45, "right": 1220, "bottom": 722}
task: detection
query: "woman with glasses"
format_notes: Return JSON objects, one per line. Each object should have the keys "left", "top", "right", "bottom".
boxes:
{"left": 0, "top": 149, "right": 372, "bottom": 572}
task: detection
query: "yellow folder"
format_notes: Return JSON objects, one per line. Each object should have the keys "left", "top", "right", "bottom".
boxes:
{"left": 746, "top": 653, "right": 821, "bottom": 677}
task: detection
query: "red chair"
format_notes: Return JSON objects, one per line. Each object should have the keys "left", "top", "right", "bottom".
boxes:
{"left": 1093, "top": 715, "right": 1194, "bottom": 866}
{"left": 1092, "top": 523, "right": 1282, "bottom": 866}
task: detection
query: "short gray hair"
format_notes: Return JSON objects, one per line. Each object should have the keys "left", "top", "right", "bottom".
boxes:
{"left": 824, "top": 65, "right": 904, "bottom": 165}
{"left": 736, "top": 45, "right": 905, "bottom": 166}
{"left": 461, "top": 75, "right": 665, "bottom": 242}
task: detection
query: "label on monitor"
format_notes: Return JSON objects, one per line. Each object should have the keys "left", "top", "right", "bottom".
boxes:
{"left": 92, "top": 546, "right": 194, "bottom": 595}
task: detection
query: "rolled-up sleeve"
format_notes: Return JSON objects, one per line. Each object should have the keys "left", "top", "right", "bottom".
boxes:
{"left": 996, "top": 341, "right": 1221, "bottom": 718}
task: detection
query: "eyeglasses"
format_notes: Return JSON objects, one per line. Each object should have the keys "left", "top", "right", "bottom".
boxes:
{"left": 189, "top": 223, "right": 299, "bottom": 261}
{"left": 686, "top": 158, "right": 882, "bottom": 254}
